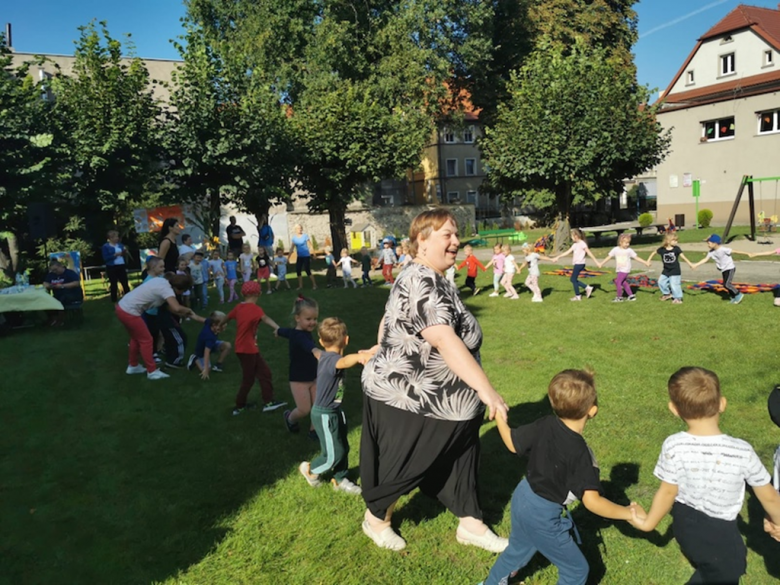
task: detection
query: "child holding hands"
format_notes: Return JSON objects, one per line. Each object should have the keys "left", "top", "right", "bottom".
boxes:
{"left": 457, "top": 244, "right": 486, "bottom": 295}
{"left": 552, "top": 229, "right": 600, "bottom": 301}
{"left": 630, "top": 367, "right": 780, "bottom": 584}
{"left": 298, "top": 317, "right": 365, "bottom": 495}
{"left": 690, "top": 234, "right": 751, "bottom": 304}
{"left": 645, "top": 232, "right": 694, "bottom": 304}
{"left": 479, "top": 369, "right": 644, "bottom": 585}
{"left": 597, "top": 234, "right": 650, "bottom": 302}
{"left": 188, "top": 311, "right": 232, "bottom": 379}
{"left": 518, "top": 243, "right": 552, "bottom": 302}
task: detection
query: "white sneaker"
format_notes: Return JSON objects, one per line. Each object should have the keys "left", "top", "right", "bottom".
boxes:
{"left": 147, "top": 369, "right": 170, "bottom": 380}
{"left": 126, "top": 365, "right": 146, "bottom": 375}
{"left": 585, "top": 285, "right": 594, "bottom": 299}
{"left": 488, "top": 292, "right": 499, "bottom": 297}
{"left": 362, "top": 520, "right": 406, "bottom": 551}
{"left": 331, "top": 478, "right": 362, "bottom": 495}
{"left": 532, "top": 297, "right": 543, "bottom": 302}
{"left": 298, "top": 461, "right": 321, "bottom": 487}
{"left": 456, "top": 526, "right": 508, "bottom": 553}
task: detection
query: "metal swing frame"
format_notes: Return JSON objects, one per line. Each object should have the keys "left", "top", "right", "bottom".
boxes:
{"left": 723, "top": 175, "right": 780, "bottom": 242}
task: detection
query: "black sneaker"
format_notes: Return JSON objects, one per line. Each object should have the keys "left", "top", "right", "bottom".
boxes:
{"left": 212, "top": 364, "right": 223, "bottom": 373}
{"left": 263, "top": 400, "right": 287, "bottom": 412}
{"left": 284, "top": 409, "right": 300, "bottom": 433}
{"left": 187, "top": 354, "right": 197, "bottom": 371}
{"left": 232, "top": 402, "right": 258, "bottom": 416}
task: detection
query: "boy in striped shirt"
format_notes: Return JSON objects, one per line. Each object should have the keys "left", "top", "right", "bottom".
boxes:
{"left": 632, "top": 367, "right": 780, "bottom": 583}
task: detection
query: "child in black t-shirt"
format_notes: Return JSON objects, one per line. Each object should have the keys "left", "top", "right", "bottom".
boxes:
{"left": 645, "top": 232, "right": 694, "bottom": 304}
{"left": 297, "top": 317, "right": 366, "bottom": 495}
{"left": 479, "top": 370, "right": 644, "bottom": 585}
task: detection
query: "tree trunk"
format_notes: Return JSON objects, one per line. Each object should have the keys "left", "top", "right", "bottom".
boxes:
{"left": 0, "top": 233, "right": 20, "bottom": 278}
{"left": 327, "top": 200, "right": 347, "bottom": 255}
{"left": 553, "top": 183, "right": 572, "bottom": 254}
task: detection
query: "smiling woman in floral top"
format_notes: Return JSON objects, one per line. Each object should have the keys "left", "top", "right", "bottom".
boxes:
{"left": 359, "top": 208, "right": 509, "bottom": 553}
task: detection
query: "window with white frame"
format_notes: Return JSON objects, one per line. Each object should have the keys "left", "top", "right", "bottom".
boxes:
{"left": 443, "top": 128, "right": 455, "bottom": 143}
{"left": 720, "top": 52, "right": 735, "bottom": 76}
{"left": 702, "top": 116, "right": 735, "bottom": 141}
{"left": 765, "top": 50, "right": 774, "bottom": 67}
{"left": 466, "top": 190, "right": 478, "bottom": 205}
{"left": 463, "top": 125, "right": 475, "bottom": 143}
{"left": 758, "top": 109, "right": 780, "bottom": 134}
{"left": 465, "top": 158, "right": 477, "bottom": 176}
{"left": 446, "top": 159, "right": 458, "bottom": 177}
{"left": 686, "top": 70, "right": 695, "bottom": 85}
{"left": 447, "top": 191, "right": 459, "bottom": 203}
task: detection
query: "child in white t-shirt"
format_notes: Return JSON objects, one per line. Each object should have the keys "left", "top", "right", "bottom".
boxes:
{"left": 207, "top": 250, "right": 226, "bottom": 303}
{"left": 337, "top": 248, "right": 359, "bottom": 288}
{"left": 518, "top": 243, "right": 552, "bottom": 302}
{"left": 632, "top": 367, "right": 780, "bottom": 583}
{"left": 500, "top": 244, "right": 519, "bottom": 300}
{"left": 597, "top": 234, "right": 650, "bottom": 302}
{"left": 691, "top": 234, "right": 751, "bottom": 304}
{"left": 239, "top": 243, "right": 254, "bottom": 283}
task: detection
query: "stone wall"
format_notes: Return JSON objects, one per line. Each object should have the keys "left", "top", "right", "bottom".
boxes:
{"left": 286, "top": 204, "right": 476, "bottom": 250}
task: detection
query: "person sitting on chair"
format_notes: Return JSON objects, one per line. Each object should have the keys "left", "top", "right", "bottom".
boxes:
{"left": 43, "top": 260, "right": 83, "bottom": 326}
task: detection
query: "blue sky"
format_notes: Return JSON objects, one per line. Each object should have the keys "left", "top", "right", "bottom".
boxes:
{"left": 3, "top": 0, "right": 779, "bottom": 93}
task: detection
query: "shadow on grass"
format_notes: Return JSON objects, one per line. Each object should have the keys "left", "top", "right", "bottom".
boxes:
{"left": 0, "top": 290, "right": 371, "bottom": 585}
{"left": 739, "top": 491, "right": 780, "bottom": 579}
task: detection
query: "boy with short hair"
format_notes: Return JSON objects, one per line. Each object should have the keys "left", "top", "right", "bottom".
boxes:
{"left": 632, "top": 367, "right": 780, "bottom": 583}
{"left": 457, "top": 244, "right": 486, "bottom": 295}
{"left": 380, "top": 239, "right": 397, "bottom": 286}
{"left": 226, "top": 282, "right": 285, "bottom": 415}
{"left": 479, "top": 370, "right": 643, "bottom": 585}
{"left": 690, "top": 234, "right": 751, "bottom": 304}
{"left": 298, "top": 317, "right": 364, "bottom": 495}
{"left": 189, "top": 251, "right": 208, "bottom": 309}
{"left": 188, "top": 311, "right": 232, "bottom": 379}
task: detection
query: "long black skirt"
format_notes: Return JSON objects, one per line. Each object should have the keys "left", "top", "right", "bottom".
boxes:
{"left": 360, "top": 393, "right": 483, "bottom": 521}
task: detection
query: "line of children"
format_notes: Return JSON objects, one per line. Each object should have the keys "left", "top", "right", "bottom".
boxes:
{"left": 297, "top": 317, "right": 365, "bottom": 495}
{"left": 277, "top": 295, "right": 320, "bottom": 440}
{"left": 457, "top": 244, "right": 486, "bottom": 295}
{"left": 478, "top": 367, "right": 780, "bottom": 585}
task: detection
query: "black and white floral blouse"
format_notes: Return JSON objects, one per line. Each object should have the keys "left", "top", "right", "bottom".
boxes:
{"left": 361, "top": 262, "right": 485, "bottom": 421}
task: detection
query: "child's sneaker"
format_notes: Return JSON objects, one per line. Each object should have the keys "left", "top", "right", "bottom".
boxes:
{"left": 585, "top": 285, "right": 594, "bottom": 298}
{"left": 126, "top": 364, "right": 146, "bottom": 375}
{"left": 488, "top": 292, "right": 499, "bottom": 297}
{"left": 299, "top": 462, "right": 321, "bottom": 487}
{"left": 284, "top": 410, "right": 300, "bottom": 433}
{"left": 331, "top": 478, "right": 362, "bottom": 495}
{"left": 147, "top": 369, "right": 170, "bottom": 380}
{"left": 660, "top": 294, "right": 673, "bottom": 301}
{"left": 731, "top": 292, "right": 744, "bottom": 304}
{"left": 532, "top": 296, "right": 543, "bottom": 303}
{"left": 612, "top": 297, "right": 623, "bottom": 303}
{"left": 473, "top": 287, "right": 481, "bottom": 296}
{"left": 627, "top": 295, "right": 637, "bottom": 302}
{"left": 186, "top": 354, "right": 197, "bottom": 371}
{"left": 262, "top": 400, "right": 287, "bottom": 412}
{"left": 211, "top": 363, "right": 224, "bottom": 373}
{"left": 570, "top": 295, "right": 582, "bottom": 302}
{"left": 671, "top": 298, "right": 683, "bottom": 304}
{"left": 232, "top": 402, "right": 258, "bottom": 416}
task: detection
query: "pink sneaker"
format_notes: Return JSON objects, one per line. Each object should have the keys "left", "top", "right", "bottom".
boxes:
{"left": 570, "top": 296, "right": 582, "bottom": 302}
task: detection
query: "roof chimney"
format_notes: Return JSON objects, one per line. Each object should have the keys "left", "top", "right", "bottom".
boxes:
{"left": 4, "top": 23, "right": 11, "bottom": 49}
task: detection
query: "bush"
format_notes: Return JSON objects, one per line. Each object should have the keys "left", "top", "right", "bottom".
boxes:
{"left": 638, "top": 213, "right": 654, "bottom": 228}
{"left": 698, "top": 209, "right": 714, "bottom": 228}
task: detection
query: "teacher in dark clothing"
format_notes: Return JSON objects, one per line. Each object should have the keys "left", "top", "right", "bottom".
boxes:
{"left": 226, "top": 216, "right": 246, "bottom": 257}
{"left": 158, "top": 218, "right": 182, "bottom": 273}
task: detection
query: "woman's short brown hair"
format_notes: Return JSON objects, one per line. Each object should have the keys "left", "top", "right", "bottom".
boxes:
{"left": 548, "top": 369, "right": 597, "bottom": 420}
{"left": 408, "top": 208, "right": 458, "bottom": 257}
{"left": 668, "top": 367, "right": 721, "bottom": 420}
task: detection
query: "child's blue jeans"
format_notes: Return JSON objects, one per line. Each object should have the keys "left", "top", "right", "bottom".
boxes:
{"left": 658, "top": 274, "right": 682, "bottom": 299}
{"left": 485, "top": 479, "right": 588, "bottom": 585}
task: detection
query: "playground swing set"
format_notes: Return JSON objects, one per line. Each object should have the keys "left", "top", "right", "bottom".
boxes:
{"left": 723, "top": 174, "right": 780, "bottom": 243}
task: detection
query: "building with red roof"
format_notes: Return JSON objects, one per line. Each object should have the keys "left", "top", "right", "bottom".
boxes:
{"left": 654, "top": 4, "right": 780, "bottom": 226}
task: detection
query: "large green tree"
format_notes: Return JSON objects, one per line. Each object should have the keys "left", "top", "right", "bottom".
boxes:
{"left": 51, "top": 21, "right": 164, "bottom": 225}
{"left": 0, "top": 36, "right": 57, "bottom": 276}
{"left": 481, "top": 40, "right": 670, "bottom": 251}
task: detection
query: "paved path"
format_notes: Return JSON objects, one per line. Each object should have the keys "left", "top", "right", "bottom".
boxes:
{"left": 469, "top": 237, "right": 780, "bottom": 285}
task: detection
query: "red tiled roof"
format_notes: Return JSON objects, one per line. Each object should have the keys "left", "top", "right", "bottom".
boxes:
{"left": 660, "top": 67, "right": 780, "bottom": 107}
{"left": 656, "top": 4, "right": 780, "bottom": 105}
{"left": 700, "top": 5, "right": 780, "bottom": 48}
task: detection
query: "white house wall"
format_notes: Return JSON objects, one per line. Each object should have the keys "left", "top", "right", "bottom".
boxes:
{"left": 656, "top": 91, "right": 780, "bottom": 226}
{"left": 669, "top": 30, "right": 776, "bottom": 95}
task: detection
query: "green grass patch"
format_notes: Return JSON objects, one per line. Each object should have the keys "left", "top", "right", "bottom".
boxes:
{"left": 2, "top": 270, "right": 780, "bottom": 584}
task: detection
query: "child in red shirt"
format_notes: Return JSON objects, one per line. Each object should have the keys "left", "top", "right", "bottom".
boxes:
{"left": 226, "top": 281, "right": 285, "bottom": 416}
{"left": 457, "top": 244, "right": 487, "bottom": 295}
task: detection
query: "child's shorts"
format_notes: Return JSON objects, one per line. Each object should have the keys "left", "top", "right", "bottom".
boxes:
{"left": 257, "top": 267, "right": 270, "bottom": 280}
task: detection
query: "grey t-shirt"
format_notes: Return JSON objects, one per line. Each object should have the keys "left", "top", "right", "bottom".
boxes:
{"left": 707, "top": 247, "right": 735, "bottom": 271}
{"left": 315, "top": 351, "right": 345, "bottom": 409}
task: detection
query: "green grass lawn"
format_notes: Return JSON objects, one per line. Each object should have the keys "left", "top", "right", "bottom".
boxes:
{"left": 2, "top": 268, "right": 780, "bottom": 584}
